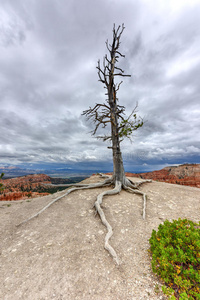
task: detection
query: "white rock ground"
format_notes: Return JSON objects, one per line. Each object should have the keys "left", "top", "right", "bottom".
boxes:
{"left": 0, "top": 175, "right": 199, "bottom": 300}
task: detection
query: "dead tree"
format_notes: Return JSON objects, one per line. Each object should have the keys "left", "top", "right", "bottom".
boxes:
{"left": 83, "top": 23, "right": 144, "bottom": 185}
{"left": 17, "top": 24, "right": 151, "bottom": 265}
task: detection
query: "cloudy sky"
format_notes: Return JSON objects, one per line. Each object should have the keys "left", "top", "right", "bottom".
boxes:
{"left": 0, "top": 0, "right": 200, "bottom": 173}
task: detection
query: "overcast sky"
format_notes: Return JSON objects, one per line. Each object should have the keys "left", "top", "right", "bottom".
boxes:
{"left": 0, "top": 0, "right": 200, "bottom": 172}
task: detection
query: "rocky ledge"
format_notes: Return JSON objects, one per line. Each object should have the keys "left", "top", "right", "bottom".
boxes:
{"left": 0, "top": 174, "right": 51, "bottom": 201}
{"left": 126, "top": 164, "right": 200, "bottom": 188}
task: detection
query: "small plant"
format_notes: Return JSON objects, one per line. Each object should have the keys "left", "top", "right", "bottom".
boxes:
{"left": 149, "top": 218, "right": 200, "bottom": 299}
{"left": 154, "top": 283, "right": 160, "bottom": 294}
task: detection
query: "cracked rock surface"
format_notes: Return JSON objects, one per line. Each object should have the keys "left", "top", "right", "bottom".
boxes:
{"left": 0, "top": 175, "right": 199, "bottom": 299}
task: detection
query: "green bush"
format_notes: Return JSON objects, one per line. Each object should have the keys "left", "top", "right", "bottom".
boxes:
{"left": 149, "top": 218, "right": 200, "bottom": 299}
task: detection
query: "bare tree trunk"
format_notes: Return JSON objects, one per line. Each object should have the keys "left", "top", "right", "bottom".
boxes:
{"left": 108, "top": 32, "right": 125, "bottom": 184}
{"left": 110, "top": 103, "right": 125, "bottom": 183}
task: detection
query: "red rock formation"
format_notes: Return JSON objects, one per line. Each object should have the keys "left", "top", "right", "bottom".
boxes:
{"left": 0, "top": 174, "right": 51, "bottom": 201}
{"left": 126, "top": 164, "right": 200, "bottom": 188}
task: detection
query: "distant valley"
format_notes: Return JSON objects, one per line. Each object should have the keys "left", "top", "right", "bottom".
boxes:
{"left": 0, "top": 163, "right": 199, "bottom": 201}
{"left": 0, "top": 173, "right": 88, "bottom": 201}
{"left": 0, "top": 165, "right": 93, "bottom": 179}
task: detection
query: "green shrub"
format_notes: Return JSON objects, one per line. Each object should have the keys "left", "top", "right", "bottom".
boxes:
{"left": 149, "top": 218, "right": 200, "bottom": 299}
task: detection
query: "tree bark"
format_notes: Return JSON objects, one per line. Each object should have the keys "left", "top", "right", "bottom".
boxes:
{"left": 111, "top": 117, "right": 125, "bottom": 183}
{"left": 108, "top": 36, "right": 125, "bottom": 184}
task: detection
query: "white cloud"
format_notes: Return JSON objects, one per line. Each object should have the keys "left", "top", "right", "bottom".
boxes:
{"left": 0, "top": 0, "right": 199, "bottom": 171}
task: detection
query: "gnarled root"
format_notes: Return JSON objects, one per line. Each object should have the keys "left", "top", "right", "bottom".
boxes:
{"left": 43, "top": 176, "right": 112, "bottom": 188}
{"left": 94, "top": 181, "right": 122, "bottom": 265}
{"left": 122, "top": 177, "right": 151, "bottom": 219}
{"left": 123, "top": 184, "right": 148, "bottom": 220}
{"left": 16, "top": 178, "right": 113, "bottom": 227}
{"left": 16, "top": 174, "right": 151, "bottom": 265}
{"left": 123, "top": 177, "right": 151, "bottom": 189}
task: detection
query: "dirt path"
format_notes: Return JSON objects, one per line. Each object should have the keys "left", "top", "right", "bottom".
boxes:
{"left": 0, "top": 176, "right": 199, "bottom": 300}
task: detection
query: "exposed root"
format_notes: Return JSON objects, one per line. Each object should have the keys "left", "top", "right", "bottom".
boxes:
{"left": 16, "top": 174, "right": 151, "bottom": 265}
{"left": 123, "top": 177, "right": 138, "bottom": 189}
{"left": 43, "top": 176, "right": 113, "bottom": 188}
{"left": 124, "top": 177, "right": 151, "bottom": 189}
{"left": 123, "top": 185, "right": 147, "bottom": 220}
{"left": 16, "top": 179, "right": 112, "bottom": 227}
{"left": 133, "top": 179, "right": 152, "bottom": 188}
{"left": 99, "top": 173, "right": 112, "bottom": 179}
{"left": 94, "top": 181, "right": 122, "bottom": 265}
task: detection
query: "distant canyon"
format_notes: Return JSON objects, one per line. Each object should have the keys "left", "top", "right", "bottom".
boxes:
{"left": 126, "top": 164, "right": 200, "bottom": 188}
{"left": 0, "top": 174, "right": 87, "bottom": 201}
{"left": 0, "top": 164, "right": 199, "bottom": 201}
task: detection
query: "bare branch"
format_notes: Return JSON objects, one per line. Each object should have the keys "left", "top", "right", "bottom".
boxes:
{"left": 113, "top": 73, "right": 131, "bottom": 77}
{"left": 115, "top": 81, "right": 123, "bottom": 92}
{"left": 83, "top": 23, "right": 140, "bottom": 145}
{"left": 96, "top": 135, "right": 112, "bottom": 141}
{"left": 114, "top": 66, "right": 125, "bottom": 73}
{"left": 82, "top": 103, "right": 110, "bottom": 117}
{"left": 116, "top": 50, "right": 125, "bottom": 58}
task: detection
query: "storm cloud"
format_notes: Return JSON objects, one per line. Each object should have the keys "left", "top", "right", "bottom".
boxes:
{"left": 0, "top": 0, "right": 200, "bottom": 172}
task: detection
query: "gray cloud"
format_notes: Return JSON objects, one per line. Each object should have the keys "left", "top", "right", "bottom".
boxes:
{"left": 0, "top": 0, "right": 199, "bottom": 171}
